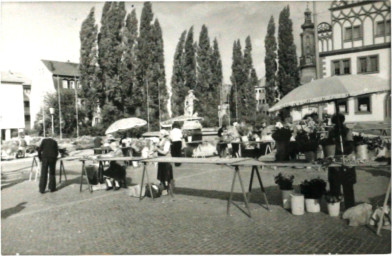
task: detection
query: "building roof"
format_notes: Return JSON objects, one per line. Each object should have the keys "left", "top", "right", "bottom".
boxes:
{"left": 41, "top": 59, "right": 80, "bottom": 77}
{"left": 1, "top": 71, "right": 31, "bottom": 85}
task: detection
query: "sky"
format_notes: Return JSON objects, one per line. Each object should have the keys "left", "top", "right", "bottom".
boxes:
{"left": 1, "top": 1, "right": 332, "bottom": 86}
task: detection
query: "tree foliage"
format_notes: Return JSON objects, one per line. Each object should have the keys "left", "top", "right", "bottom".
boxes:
{"left": 277, "top": 6, "right": 300, "bottom": 97}
{"left": 79, "top": 7, "right": 98, "bottom": 122}
{"left": 264, "top": 15, "right": 278, "bottom": 106}
{"left": 170, "top": 30, "right": 187, "bottom": 117}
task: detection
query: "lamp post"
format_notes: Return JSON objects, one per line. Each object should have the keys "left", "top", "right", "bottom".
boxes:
{"left": 49, "top": 107, "right": 55, "bottom": 136}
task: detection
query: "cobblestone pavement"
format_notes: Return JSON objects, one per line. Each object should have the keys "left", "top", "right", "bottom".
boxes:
{"left": 1, "top": 159, "right": 391, "bottom": 255}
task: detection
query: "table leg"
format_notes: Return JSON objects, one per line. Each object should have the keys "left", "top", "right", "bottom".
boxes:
{"left": 80, "top": 160, "right": 85, "bottom": 192}
{"left": 29, "top": 157, "right": 37, "bottom": 181}
{"left": 255, "top": 166, "right": 270, "bottom": 211}
{"left": 139, "top": 163, "right": 146, "bottom": 200}
{"left": 247, "top": 166, "right": 256, "bottom": 201}
{"left": 59, "top": 160, "right": 62, "bottom": 183}
{"left": 236, "top": 166, "right": 252, "bottom": 217}
{"left": 227, "top": 167, "right": 237, "bottom": 216}
{"left": 62, "top": 160, "right": 67, "bottom": 181}
{"left": 377, "top": 180, "right": 391, "bottom": 236}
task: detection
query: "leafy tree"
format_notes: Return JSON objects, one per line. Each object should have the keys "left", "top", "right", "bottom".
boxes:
{"left": 135, "top": 2, "right": 154, "bottom": 128}
{"left": 79, "top": 7, "right": 98, "bottom": 122}
{"left": 170, "top": 30, "right": 187, "bottom": 117}
{"left": 242, "top": 36, "right": 258, "bottom": 121}
{"left": 264, "top": 15, "right": 277, "bottom": 106}
{"left": 34, "top": 90, "right": 87, "bottom": 137}
{"left": 121, "top": 9, "right": 138, "bottom": 116}
{"left": 150, "top": 19, "right": 168, "bottom": 129}
{"left": 183, "top": 27, "right": 197, "bottom": 98}
{"left": 277, "top": 6, "right": 300, "bottom": 97}
{"left": 230, "top": 40, "right": 246, "bottom": 122}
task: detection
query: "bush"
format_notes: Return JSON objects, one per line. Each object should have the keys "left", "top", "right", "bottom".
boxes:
{"left": 300, "top": 178, "right": 326, "bottom": 199}
{"left": 274, "top": 173, "right": 294, "bottom": 190}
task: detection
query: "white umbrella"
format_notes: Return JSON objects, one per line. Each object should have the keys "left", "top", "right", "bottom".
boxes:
{"left": 105, "top": 117, "right": 147, "bottom": 135}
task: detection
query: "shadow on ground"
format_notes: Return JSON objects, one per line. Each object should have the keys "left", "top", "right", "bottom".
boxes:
{"left": 1, "top": 202, "right": 27, "bottom": 219}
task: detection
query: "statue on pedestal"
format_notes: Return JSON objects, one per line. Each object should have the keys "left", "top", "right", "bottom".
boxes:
{"left": 184, "top": 90, "right": 198, "bottom": 117}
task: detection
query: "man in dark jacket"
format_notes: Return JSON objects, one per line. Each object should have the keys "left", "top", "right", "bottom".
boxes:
{"left": 38, "top": 137, "right": 59, "bottom": 193}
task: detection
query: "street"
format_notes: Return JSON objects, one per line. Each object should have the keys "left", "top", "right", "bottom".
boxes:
{"left": 1, "top": 157, "right": 390, "bottom": 254}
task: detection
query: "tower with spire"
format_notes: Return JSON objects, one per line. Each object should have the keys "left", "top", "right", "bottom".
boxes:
{"left": 299, "top": 3, "right": 317, "bottom": 84}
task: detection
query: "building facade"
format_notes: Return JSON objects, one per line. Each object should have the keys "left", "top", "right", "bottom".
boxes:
{"left": 255, "top": 77, "right": 269, "bottom": 114}
{"left": 1, "top": 71, "right": 31, "bottom": 141}
{"left": 292, "top": 0, "right": 391, "bottom": 123}
{"left": 30, "top": 60, "right": 81, "bottom": 129}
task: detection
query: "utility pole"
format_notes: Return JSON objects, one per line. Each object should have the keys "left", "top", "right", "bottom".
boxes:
{"left": 56, "top": 76, "right": 63, "bottom": 139}
{"left": 313, "top": 1, "right": 323, "bottom": 121}
{"left": 74, "top": 76, "right": 79, "bottom": 138}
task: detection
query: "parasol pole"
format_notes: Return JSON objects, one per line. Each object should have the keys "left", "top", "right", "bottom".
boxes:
{"left": 146, "top": 74, "right": 150, "bottom": 132}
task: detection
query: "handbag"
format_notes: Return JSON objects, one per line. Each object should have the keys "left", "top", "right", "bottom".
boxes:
{"left": 144, "top": 183, "right": 162, "bottom": 198}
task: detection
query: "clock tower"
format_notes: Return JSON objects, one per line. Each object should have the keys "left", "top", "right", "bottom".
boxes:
{"left": 299, "top": 5, "right": 317, "bottom": 84}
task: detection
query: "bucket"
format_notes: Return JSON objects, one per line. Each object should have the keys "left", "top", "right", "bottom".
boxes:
{"left": 356, "top": 144, "right": 368, "bottom": 160}
{"left": 132, "top": 161, "right": 139, "bottom": 168}
{"left": 281, "top": 189, "right": 294, "bottom": 209}
{"left": 323, "top": 144, "right": 336, "bottom": 158}
{"left": 275, "top": 140, "right": 290, "bottom": 161}
{"left": 327, "top": 202, "right": 340, "bottom": 217}
{"left": 304, "top": 151, "right": 316, "bottom": 162}
{"left": 305, "top": 198, "right": 321, "bottom": 213}
{"left": 188, "top": 136, "right": 192, "bottom": 142}
{"left": 290, "top": 193, "right": 305, "bottom": 215}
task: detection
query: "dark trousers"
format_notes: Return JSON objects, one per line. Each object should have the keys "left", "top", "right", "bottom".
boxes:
{"left": 328, "top": 167, "right": 356, "bottom": 209}
{"left": 39, "top": 157, "right": 57, "bottom": 193}
{"left": 232, "top": 143, "right": 239, "bottom": 157}
{"left": 171, "top": 141, "right": 182, "bottom": 167}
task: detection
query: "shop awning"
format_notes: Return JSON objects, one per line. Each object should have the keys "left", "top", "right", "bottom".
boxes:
{"left": 269, "top": 75, "right": 390, "bottom": 112}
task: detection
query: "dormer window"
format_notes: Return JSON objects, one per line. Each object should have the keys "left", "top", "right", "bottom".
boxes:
{"left": 62, "top": 80, "right": 69, "bottom": 89}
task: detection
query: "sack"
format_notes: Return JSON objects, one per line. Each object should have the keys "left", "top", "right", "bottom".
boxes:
{"left": 342, "top": 203, "right": 372, "bottom": 226}
{"left": 144, "top": 183, "right": 162, "bottom": 198}
{"left": 86, "top": 165, "right": 98, "bottom": 185}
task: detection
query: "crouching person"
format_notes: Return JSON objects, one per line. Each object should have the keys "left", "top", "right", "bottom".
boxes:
{"left": 103, "top": 161, "right": 127, "bottom": 190}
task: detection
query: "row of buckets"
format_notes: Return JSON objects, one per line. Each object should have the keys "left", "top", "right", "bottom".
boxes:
{"left": 282, "top": 190, "right": 340, "bottom": 216}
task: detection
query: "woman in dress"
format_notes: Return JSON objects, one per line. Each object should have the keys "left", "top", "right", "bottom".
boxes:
{"left": 155, "top": 130, "right": 173, "bottom": 195}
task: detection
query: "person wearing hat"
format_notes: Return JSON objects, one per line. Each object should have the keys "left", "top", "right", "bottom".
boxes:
{"left": 327, "top": 113, "right": 356, "bottom": 209}
{"left": 154, "top": 130, "right": 173, "bottom": 195}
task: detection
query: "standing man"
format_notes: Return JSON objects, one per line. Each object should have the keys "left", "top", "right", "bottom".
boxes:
{"left": 328, "top": 113, "right": 356, "bottom": 209}
{"left": 38, "top": 137, "right": 59, "bottom": 193}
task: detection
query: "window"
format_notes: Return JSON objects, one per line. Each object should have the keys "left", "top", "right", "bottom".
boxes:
{"left": 24, "top": 101, "right": 29, "bottom": 108}
{"left": 62, "top": 80, "right": 68, "bottom": 89}
{"left": 332, "top": 59, "right": 351, "bottom": 76}
{"left": 376, "top": 20, "right": 391, "bottom": 36}
{"left": 25, "top": 115, "right": 31, "bottom": 122}
{"left": 345, "top": 25, "right": 362, "bottom": 40}
{"left": 356, "top": 95, "right": 371, "bottom": 113}
{"left": 357, "top": 55, "right": 379, "bottom": 73}
{"left": 337, "top": 100, "right": 348, "bottom": 114}
{"left": 70, "top": 81, "right": 75, "bottom": 89}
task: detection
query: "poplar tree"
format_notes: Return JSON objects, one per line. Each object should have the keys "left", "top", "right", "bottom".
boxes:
{"left": 151, "top": 19, "right": 168, "bottom": 128}
{"left": 230, "top": 40, "right": 246, "bottom": 122}
{"left": 184, "top": 27, "right": 196, "bottom": 93}
{"left": 79, "top": 7, "right": 98, "bottom": 121}
{"left": 277, "top": 6, "right": 300, "bottom": 97}
{"left": 196, "top": 25, "right": 213, "bottom": 124}
{"left": 243, "top": 36, "right": 258, "bottom": 122}
{"left": 135, "top": 2, "right": 154, "bottom": 121}
{"left": 264, "top": 15, "right": 277, "bottom": 106}
{"left": 170, "top": 30, "right": 187, "bottom": 117}
{"left": 121, "top": 9, "right": 138, "bottom": 116}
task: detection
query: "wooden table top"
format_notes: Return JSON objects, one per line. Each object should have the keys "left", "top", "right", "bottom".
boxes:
{"left": 142, "top": 157, "right": 250, "bottom": 165}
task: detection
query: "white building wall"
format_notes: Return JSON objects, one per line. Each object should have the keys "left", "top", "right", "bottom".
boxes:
{"left": 322, "top": 48, "right": 391, "bottom": 79}
{"left": 363, "top": 17, "right": 373, "bottom": 46}
{"left": 0, "top": 83, "right": 25, "bottom": 129}
{"left": 30, "top": 62, "right": 56, "bottom": 128}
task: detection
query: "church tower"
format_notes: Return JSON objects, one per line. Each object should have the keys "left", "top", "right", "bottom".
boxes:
{"left": 299, "top": 5, "right": 317, "bottom": 84}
